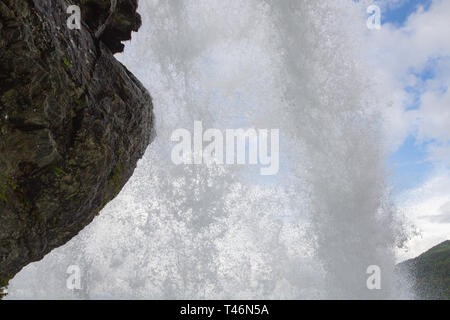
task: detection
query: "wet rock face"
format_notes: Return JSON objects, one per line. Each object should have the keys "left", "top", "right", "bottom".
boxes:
{"left": 0, "top": 0, "right": 154, "bottom": 289}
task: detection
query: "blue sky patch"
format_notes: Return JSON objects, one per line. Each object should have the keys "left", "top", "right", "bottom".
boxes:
{"left": 381, "top": 0, "right": 437, "bottom": 193}
{"left": 381, "top": 0, "right": 432, "bottom": 26}
{"left": 388, "top": 136, "right": 433, "bottom": 193}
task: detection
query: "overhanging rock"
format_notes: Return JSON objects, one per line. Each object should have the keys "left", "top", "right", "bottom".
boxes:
{"left": 0, "top": 0, "right": 154, "bottom": 291}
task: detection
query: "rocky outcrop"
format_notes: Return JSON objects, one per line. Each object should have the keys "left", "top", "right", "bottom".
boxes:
{"left": 0, "top": 0, "right": 154, "bottom": 292}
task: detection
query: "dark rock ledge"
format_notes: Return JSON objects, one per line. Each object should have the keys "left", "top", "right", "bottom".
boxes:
{"left": 0, "top": 0, "right": 154, "bottom": 295}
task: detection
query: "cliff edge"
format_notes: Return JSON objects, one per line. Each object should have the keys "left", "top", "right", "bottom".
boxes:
{"left": 0, "top": 0, "right": 154, "bottom": 294}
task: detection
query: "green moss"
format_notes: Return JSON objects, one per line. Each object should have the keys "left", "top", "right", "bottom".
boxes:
{"left": 53, "top": 167, "right": 66, "bottom": 177}
{"left": 1, "top": 89, "right": 16, "bottom": 105}
{"left": 0, "top": 173, "right": 20, "bottom": 202}
{"left": 63, "top": 57, "right": 71, "bottom": 68}
{"left": 75, "top": 97, "right": 83, "bottom": 107}
{"left": 107, "top": 163, "right": 122, "bottom": 196}
{"left": 0, "top": 184, "right": 7, "bottom": 203}
{"left": 7, "top": 177, "right": 18, "bottom": 191}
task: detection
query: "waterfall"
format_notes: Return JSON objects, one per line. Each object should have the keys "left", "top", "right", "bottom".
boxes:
{"left": 7, "top": 0, "right": 405, "bottom": 299}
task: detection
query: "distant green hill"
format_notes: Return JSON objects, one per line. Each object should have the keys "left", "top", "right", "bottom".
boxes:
{"left": 397, "top": 240, "right": 450, "bottom": 300}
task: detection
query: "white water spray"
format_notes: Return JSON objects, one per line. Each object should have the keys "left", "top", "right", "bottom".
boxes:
{"left": 8, "top": 0, "right": 408, "bottom": 299}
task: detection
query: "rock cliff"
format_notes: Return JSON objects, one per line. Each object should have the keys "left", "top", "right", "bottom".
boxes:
{"left": 0, "top": 0, "right": 153, "bottom": 294}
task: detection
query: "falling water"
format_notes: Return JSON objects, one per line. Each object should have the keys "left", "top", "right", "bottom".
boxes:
{"left": 7, "top": 0, "right": 407, "bottom": 299}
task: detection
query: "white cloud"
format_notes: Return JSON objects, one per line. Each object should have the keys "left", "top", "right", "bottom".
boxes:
{"left": 396, "top": 171, "right": 450, "bottom": 261}
{"left": 364, "top": 0, "right": 450, "bottom": 259}
{"left": 367, "top": 0, "right": 450, "bottom": 152}
{"left": 418, "top": 85, "right": 450, "bottom": 143}
{"left": 424, "top": 201, "right": 450, "bottom": 223}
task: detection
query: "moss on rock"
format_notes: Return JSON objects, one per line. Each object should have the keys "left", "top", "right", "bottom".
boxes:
{"left": 0, "top": 0, "right": 154, "bottom": 295}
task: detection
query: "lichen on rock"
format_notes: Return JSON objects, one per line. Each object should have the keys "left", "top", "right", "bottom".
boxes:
{"left": 0, "top": 0, "right": 154, "bottom": 295}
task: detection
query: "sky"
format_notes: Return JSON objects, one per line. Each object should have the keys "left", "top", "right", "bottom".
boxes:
{"left": 367, "top": 0, "right": 450, "bottom": 260}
